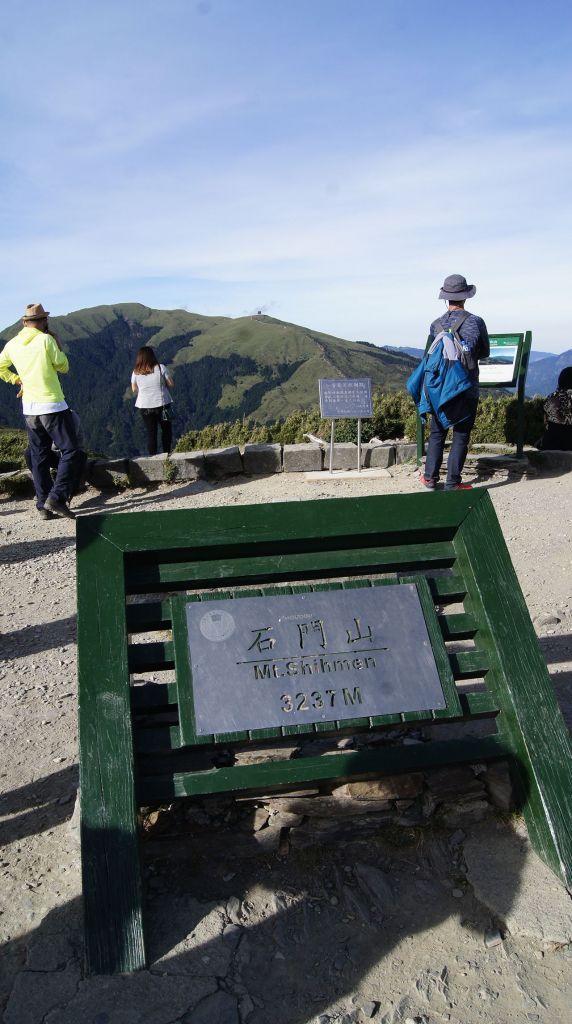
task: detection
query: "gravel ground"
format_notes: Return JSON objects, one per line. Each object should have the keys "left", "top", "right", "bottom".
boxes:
{"left": 1, "top": 464, "right": 571, "bottom": 1024}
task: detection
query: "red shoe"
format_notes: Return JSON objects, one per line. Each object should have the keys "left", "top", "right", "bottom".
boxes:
{"left": 445, "top": 482, "right": 472, "bottom": 491}
{"left": 419, "top": 473, "right": 436, "bottom": 490}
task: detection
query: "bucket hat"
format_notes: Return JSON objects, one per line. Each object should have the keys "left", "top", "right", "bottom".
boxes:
{"left": 22, "top": 302, "right": 50, "bottom": 320}
{"left": 438, "top": 275, "right": 476, "bottom": 301}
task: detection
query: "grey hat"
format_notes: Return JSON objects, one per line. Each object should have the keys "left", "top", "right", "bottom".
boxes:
{"left": 438, "top": 274, "right": 476, "bottom": 301}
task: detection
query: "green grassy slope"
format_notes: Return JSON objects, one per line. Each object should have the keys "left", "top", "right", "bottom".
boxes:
{"left": 0, "top": 305, "right": 417, "bottom": 457}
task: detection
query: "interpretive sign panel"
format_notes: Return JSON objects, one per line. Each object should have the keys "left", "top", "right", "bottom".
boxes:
{"left": 479, "top": 335, "right": 521, "bottom": 385}
{"left": 319, "top": 378, "right": 373, "bottom": 419}
{"left": 182, "top": 583, "right": 445, "bottom": 736}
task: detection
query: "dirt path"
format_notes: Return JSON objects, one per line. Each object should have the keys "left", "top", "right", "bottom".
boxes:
{"left": 1, "top": 466, "right": 571, "bottom": 1023}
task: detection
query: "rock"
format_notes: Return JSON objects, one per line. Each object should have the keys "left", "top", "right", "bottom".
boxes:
{"left": 526, "top": 449, "right": 572, "bottom": 473}
{"left": 203, "top": 446, "right": 244, "bottom": 479}
{"left": 268, "top": 809, "right": 304, "bottom": 828}
{"left": 362, "top": 445, "right": 396, "bottom": 469}
{"left": 239, "top": 994, "right": 255, "bottom": 1021}
{"left": 334, "top": 774, "right": 423, "bottom": 802}
{"left": 3, "top": 964, "right": 83, "bottom": 1024}
{"left": 242, "top": 443, "right": 282, "bottom": 475}
{"left": 251, "top": 807, "right": 270, "bottom": 831}
{"left": 267, "top": 795, "right": 390, "bottom": 818}
{"left": 86, "top": 458, "right": 129, "bottom": 489}
{"left": 183, "top": 989, "right": 240, "bottom": 1024}
{"left": 482, "top": 761, "right": 514, "bottom": 811}
{"left": 464, "top": 821, "right": 572, "bottom": 943}
{"left": 535, "top": 612, "right": 561, "bottom": 627}
{"left": 484, "top": 928, "right": 504, "bottom": 947}
{"left": 283, "top": 443, "right": 324, "bottom": 472}
{"left": 127, "top": 454, "right": 168, "bottom": 484}
{"left": 394, "top": 443, "right": 417, "bottom": 464}
{"left": 251, "top": 823, "right": 282, "bottom": 852}
{"left": 326, "top": 443, "right": 359, "bottom": 470}
{"left": 439, "top": 799, "right": 490, "bottom": 826}
{"left": 425, "top": 766, "right": 486, "bottom": 802}
{"left": 354, "top": 862, "right": 394, "bottom": 910}
{"left": 168, "top": 451, "right": 207, "bottom": 481}
{"left": 227, "top": 896, "right": 243, "bottom": 923}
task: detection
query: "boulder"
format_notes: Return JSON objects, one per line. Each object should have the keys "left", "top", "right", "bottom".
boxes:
{"left": 168, "top": 450, "right": 206, "bottom": 481}
{"left": 242, "top": 443, "right": 282, "bottom": 475}
{"left": 394, "top": 443, "right": 417, "bottom": 464}
{"left": 87, "top": 458, "right": 129, "bottom": 489}
{"left": 127, "top": 454, "right": 168, "bottom": 484}
{"left": 203, "top": 446, "right": 244, "bottom": 479}
{"left": 283, "top": 443, "right": 323, "bottom": 472}
{"left": 362, "top": 444, "right": 396, "bottom": 469}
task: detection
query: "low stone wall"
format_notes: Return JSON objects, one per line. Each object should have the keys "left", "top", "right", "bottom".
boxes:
{"left": 2, "top": 445, "right": 571, "bottom": 496}
{"left": 87, "top": 442, "right": 417, "bottom": 488}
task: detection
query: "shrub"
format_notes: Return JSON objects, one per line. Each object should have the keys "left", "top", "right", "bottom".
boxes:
{"left": 173, "top": 390, "right": 545, "bottom": 452}
{"left": 0, "top": 427, "right": 28, "bottom": 472}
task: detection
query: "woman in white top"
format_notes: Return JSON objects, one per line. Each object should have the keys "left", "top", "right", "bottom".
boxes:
{"left": 131, "top": 346, "right": 174, "bottom": 455}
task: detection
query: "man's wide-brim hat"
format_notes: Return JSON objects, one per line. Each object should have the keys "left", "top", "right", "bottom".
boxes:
{"left": 438, "top": 274, "right": 476, "bottom": 301}
{"left": 22, "top": 302, "right": 50, "bottom": 320}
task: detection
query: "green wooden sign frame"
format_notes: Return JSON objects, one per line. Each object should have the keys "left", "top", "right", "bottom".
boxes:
{"left": 415, "top": 330, "right": 532, "bottom": 465}
{"left": 77, "top": 489, "right": 572, "bottom": 975}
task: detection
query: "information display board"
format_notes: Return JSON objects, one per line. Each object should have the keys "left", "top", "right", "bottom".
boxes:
{"left": 319, "top": 378, "right": 373, "bottom": 419}
{"left": 181, "top": 583, "right": 446, "bottom": 736}
{"left": 479, "top": 335, "right": 522, "bottom": 385}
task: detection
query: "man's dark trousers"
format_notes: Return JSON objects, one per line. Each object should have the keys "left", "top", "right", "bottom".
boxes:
{"left": 424, "top": 385, "right": 479, "bottom": 488}
{"left": 25, "top": 410, "right": 82, "bottom": 510}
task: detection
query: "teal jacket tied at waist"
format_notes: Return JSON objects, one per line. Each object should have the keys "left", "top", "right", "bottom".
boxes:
{"left": 406, "top": 339, "right": 475, "bottom": 429}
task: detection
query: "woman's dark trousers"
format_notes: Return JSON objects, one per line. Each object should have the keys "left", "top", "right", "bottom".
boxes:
{"left": 141, "top": 408, "right": 172, "bottom": 455}
{"left": 424, "top": 387, "right": 479, "bottom": 487}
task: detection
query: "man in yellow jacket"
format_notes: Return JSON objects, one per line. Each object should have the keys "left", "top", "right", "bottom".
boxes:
{"left": 0, "top": 303, "right": 81, "bottom": 519}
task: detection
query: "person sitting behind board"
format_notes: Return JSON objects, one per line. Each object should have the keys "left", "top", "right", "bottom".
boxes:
{"left": 536, "top": 367, "right": 572, "bottom": 451}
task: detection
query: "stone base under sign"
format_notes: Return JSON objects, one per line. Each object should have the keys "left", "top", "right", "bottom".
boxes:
{"left": 140, "top": 725, "right": 514, "bottom": 853}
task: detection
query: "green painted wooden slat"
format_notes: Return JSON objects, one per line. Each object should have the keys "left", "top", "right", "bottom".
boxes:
{"left": 138, "top": 735, "right": 512, "bottom": 801}
{"left": 454, "top": 493, "right": 572, "bottom": 887}
{"left": 82, "top": 491, "right": 480, "bottom": 552}
{"left": 76, "top": 524, "right": 146, "bottom": 975}
{"left": 124, "top": 541, "right": 457, "bottom": 593}
{"left": 439, "top": 613, "right": 478, "bottom": 641}
{"left": 426, "top": 575, "right": 467, "bottom": 602}
{"left": 449, "top": 650, "right": 489, "bottom": 679}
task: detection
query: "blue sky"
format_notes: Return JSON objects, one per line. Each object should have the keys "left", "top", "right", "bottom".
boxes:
{"left": 1, "top": 0, "right": 571, "bottom": 352}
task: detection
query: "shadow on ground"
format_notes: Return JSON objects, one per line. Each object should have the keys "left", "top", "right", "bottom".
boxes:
{"left": 0, "top": 811, "right": 533, "bottom": 1024}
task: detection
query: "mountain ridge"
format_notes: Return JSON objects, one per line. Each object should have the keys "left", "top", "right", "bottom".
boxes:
{"left": 0, "top": 304, "right": 418, "bottom": 457}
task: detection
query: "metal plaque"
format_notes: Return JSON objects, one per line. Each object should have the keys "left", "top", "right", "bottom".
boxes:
{"left": 319, "top": 378, "right": 373, "bottom": 419}
{"left": 184, "top": 585, "right": 445, "bottom": 736}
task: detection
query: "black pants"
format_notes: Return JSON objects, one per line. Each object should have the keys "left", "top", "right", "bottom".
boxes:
{"left": 140, "top": 407, "right": 172, "bottom": 455}
{"left": 24, "top": 410, "right": 83, "bottom": 510}
{"left": 424, "top": 386, "right": 479, "bottom": 487}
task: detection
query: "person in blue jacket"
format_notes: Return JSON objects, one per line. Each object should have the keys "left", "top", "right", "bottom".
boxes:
{"left": 419, "top": 274, "right": 489, "bottom": 490}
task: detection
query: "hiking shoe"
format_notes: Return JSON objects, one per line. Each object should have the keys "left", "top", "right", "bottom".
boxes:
{"left": 419, "top": 474, "right": 436, "bottom": 490}
{"left": 445, "top": 482, "right": 473, "bottom": 491}
{"left": 44, "top": 497, "right": 76, "bottom": 519}
{"left": 38, "top": 507, "right": 56, "bottom": 520}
